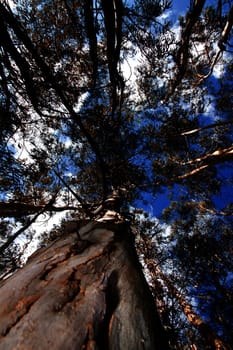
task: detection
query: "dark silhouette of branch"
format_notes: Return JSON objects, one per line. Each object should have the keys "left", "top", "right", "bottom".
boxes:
{"left": 83, "top": 0, "right": 98, "bottom": 87}
{"left": 0, "top": 196, "right": 58, "bottom": 254}
{"left": 53, "top": 169, "right": 92, "bottom": 216}
{"left": 0, "top": 2, "right": 108, "bottom": 198}
{"left": 165, "top": 0, "right": 206, "bottom": 99}
{"left": 0, "top": 58, "right": 11, "bottom": 112}
{"left": 196, "top": 4, "right": 233, "bottom": 84}
{"left": 0, "top": 202, "right": 78, "bottom": 218}
{"left": 0, "top": 18, "right": 40, "bottom": 113}
{"left": 101, "top": 0, "right": 125, "bottom": 115}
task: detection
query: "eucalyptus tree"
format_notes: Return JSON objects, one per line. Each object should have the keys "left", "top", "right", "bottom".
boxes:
{"left": 0, "top": 1, "right": 171, "bottom": 349}
{"left": 0, "top": 0, "right": 233, "bottom": 349}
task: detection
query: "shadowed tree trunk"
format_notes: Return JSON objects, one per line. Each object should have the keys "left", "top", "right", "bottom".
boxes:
{"left": 153, "top": 264, "right": 230, "bottom": 350}
{"left": 0, "top": 218, "right": 169, "bottom": 350}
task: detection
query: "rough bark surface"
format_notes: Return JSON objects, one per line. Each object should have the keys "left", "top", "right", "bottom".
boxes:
{"left": 0, "top": 220, "right": 168, "bottom": 350}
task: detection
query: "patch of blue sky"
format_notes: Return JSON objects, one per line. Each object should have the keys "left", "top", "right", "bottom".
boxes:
{"left": 212, "top": 162, "right": 233, "bottom": 211}
{"left": 4, "top": 141, "right": 16, "bottom": 154}
{"left": 169, "top": 0, "right": 190, "bottom": 23}
{"left": 223, "top": 271, "right": 233, "bottom": 287}
{"left": 54, "top": 130, "right": 73, "bottom": 149}
{"left": 171, "top": 0, "right": 228, "bottom": 23}
{"left": 135, "top": 189, "right": 170, "bottom": 217}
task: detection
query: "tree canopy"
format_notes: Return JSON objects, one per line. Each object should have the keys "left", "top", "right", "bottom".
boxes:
{"left": 0, "top": 0, "right": 233, "bottom": 348}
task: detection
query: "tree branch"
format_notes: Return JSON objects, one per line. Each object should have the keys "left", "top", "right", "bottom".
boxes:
{"left": 0, "top": 202, "right": 78, "bottom": 218}
{"left": 165, "top": 0, "right": 206, "bottom": 99}
{"left": 0, "top": 196, "right": 58, "bottom": 254}
{"left": 181, "top": 120, "right": 233, "bottom": 136}
{"left": 180, "top": 146, "right": 233, "bottom": 166}
{"left": 101, "top": 0, "right": 124, "bottom": 115}
{"left": 152, "top": 263, "right": 230, "bottom": 350}
{"left": 196, "top": 5, "right": 233, "bottom": 84}
{"left": 83, "top": 0, "right": 98, "bottom": 87}
{"left": 53, "top": 169, "right": 92, "bottom": 217}
{"left": 0, "top": 2, "right": 109, "bottom": 198}
{"left": 139, "top": 145, "right": 233, "bottom": 190}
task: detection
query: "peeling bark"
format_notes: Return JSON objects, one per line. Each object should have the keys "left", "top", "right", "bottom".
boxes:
{"left": 0, "top": 221, "right": 169, "bottom": 350}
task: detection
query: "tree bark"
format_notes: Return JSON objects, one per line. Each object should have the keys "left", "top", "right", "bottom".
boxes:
{"left": 0, "top": 220, "right": 169, "bottom": 350}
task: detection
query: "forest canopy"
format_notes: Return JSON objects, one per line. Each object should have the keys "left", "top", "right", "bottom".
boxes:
{"left": 0, "top": 0, "right": 233, "bottom": 348}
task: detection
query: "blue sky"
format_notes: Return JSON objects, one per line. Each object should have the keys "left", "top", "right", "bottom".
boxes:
{"left": 172, "top": 0, "right": 190, "bottom": 18}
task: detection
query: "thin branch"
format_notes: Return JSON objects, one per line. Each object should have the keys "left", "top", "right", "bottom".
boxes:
{"left": 181, "top": 120, "right": 233, "bottom": 136}
{"left": 0, "top": 202, "right": 78, "bottom": 218}
{"left": 165, "top": 0, "right": 206, "bottom": 99}
{"left": 196, "top": 5, "right": 233, "bottom": 84}
{"left": 188, "top": 201, "right": 233, "bottom": 216}
{"left": 196, "top": 50, "right": 223, "bottom": 84}
{"left": 0, "top": 196, "right": 58, "bottom": 254}
{"left": 180, "top": 145, "right": 233, "bottom": 166}
{"left": 54, "top": 169, "right": 92, "bottom": 216}
{"left": 152, "top": 264, "right": 231, "bottom": 350}
{"left": 0, "top": 3, "right": 109, "bottom": 198}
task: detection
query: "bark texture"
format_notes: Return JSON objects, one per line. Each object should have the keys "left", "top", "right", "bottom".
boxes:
{"left": 0, "top": 220, "right": 168, "bottom": 350}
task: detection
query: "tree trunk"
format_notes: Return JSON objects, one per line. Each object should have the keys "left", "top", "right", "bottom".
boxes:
{"left": 146, "top": 258, "right": 230, "bottom": 350}
{"left": 0, "top": 220, "right": 169, "bottom": 350}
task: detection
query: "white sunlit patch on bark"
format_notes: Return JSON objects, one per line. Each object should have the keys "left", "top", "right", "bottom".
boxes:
{"left": 6, "top": 0, "right": 14, "bottom": 9}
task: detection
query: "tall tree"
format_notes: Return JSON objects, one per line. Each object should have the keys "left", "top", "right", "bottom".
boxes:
{"left": 0, "top": 0, "right": 232, "bottom": 348}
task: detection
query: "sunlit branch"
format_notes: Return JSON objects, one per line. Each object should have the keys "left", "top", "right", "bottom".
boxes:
{"left": 186, "top": 201, "right": 233, "bottom": 217}
{"left": 181, "top": 120, "right": 233, "bottom": 136}
{"left": 140, "top": 145, "right": 233, "bottom": 188}
{"left": 196, "top": 5, "right": 233, "bottom": 84}
{"left": 152, "top": 263, "right": 230, "bottom": 350}
{"left": 138, "top": 164, "right": 209, "bottom": 189}
{"left": 180, "top": 146, "right": 233, "bottom": 166}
